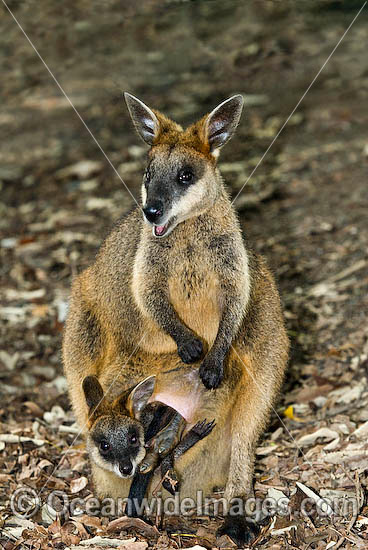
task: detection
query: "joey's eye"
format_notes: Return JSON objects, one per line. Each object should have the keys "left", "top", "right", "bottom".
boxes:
{"left": 130, "top": 434, "right": 138, "bottom": 445}
{"left": 178, "top": 169, "right": 194, "bottom": 184}
{"left": 99, "top": 440, "right": 110, "bottom": 453}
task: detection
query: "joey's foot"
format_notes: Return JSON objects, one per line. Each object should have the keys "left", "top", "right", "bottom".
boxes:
{"left": 217, "top": 516, "right": 259, "bottom": 547}
{"left": 155, "top": 426, "right": 181, "bottom": 456}
{"left": 199, "top": 356, "right": 224, "bottom": 389}
{"left": 191, "top": 419, "right": 216, "bottom": 439}
{"left": 139, "top": 451, "right": 158, "bottom": 474}
{"left": 177, "top": 337, "right": 203, "bottom": 364}
{"left": 162, "top": 468, "right": 180, "bottom": 495}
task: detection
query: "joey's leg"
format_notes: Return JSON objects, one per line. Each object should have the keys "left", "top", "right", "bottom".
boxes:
{"left": 144, "top": 288, "right": 203, "bottom": 363}
{"left": 141, "top": 404, "right": 176, "bottom": 442}
{"left": 161, "top": 419, "right": 216, "bottom": 495}
{"left": 126, "top": 470, "right": 153, "bottom": 518}
{"left": 139, "top": 412, "right": 186, "bottom": 474}
{"left": 127, "top": 405, "right": 177, "bottom": 518}
{"left": 128, "top": 418, "right": 216, "bottom": 513}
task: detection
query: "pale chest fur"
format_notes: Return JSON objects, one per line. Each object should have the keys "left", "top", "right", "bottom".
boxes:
{"left": 132, "top": 239, "right": 222, "bottom": 352}
{"left": 168, "top": 254, "right": 221, "bottom": 347}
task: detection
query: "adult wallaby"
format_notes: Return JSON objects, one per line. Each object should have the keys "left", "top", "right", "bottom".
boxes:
{"left": 64, "top": 93, "right": 250, "bottom": 391}
{"left": 63, "top": 95, "right": 289, "bottom": 544}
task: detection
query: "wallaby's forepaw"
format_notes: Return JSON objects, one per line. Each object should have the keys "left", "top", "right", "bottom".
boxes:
{"left": 191, "top": 419, "right": 216, "bottom": 439}
{"left": 199, "top": 357, "right": 224, "bottom": 389}
{"left": 178, "top": 337, "right": 203, "bottom": 364}
{"left": 162, "top": 468, "right": 180, "bottom": 495}
{"left": 217, "top": 516, "right": 259, "bottom": 546}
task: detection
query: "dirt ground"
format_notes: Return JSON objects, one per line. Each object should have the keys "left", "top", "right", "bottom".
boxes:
{"left": 1, "top": 1, "right": 368, "bottom": 548}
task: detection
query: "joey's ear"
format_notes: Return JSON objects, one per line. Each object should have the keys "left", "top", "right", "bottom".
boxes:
{"left": 112, "top": 386, "right": 135, "bottom": 415}
{"left": 204, "top": 95, "right": 244, "bottom": 153}
{"left": 124, "top": 92, "right": 160, "bottom": 146}
{"left": 126, "top": 376, "right": 156, "bottom": 419}
{"left": 82, "top": 376, "right": 104, "bottom": 412}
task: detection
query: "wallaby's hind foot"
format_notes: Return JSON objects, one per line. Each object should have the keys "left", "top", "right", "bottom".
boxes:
{"left": 217, "top": 515, "right": 259, "bottom": 546}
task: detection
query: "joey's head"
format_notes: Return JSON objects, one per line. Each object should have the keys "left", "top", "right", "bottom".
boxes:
{"left": 82, "top": 376, "right": 155, "bottom": 479}
{"left": 124, "top": 93, "right": 244, "bottom": 238}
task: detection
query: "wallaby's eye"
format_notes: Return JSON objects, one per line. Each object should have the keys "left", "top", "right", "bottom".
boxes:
{"left": 130, "top": 434, "right": 138, "bottom": 445}
{"left": 178, "top": 169, "right": 194, "bottom": 185}
{"left": 99, "top": 440, "right": 110, "bottom": 454}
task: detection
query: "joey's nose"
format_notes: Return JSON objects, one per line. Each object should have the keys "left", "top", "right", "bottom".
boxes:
{"left": 119, "top": 460, "right": 133, "bottom": 477}
{"left": 143, "top": 202, "right": 163, "bottom": 224}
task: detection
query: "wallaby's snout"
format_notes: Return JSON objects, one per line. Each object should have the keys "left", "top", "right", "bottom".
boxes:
{"left": 119, "top": 459, "right": 133, "bottom": 477}
{"left": 143, "top": 200, "right": 163, "bottom": 224}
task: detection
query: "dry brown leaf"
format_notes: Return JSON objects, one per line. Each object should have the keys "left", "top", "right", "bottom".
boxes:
{"left": 118, "top": 542, "right": 148, "bottom": 550}
{"left": 77, "top": 514, "right": 102, "bottom": 528}
{"left": 217, "top": 534, "right": 237, "bottom": 548}
{"left": 107, "top": 517, "right": 160, "bottom": 539}
{"left": 70, "top": 476, "right": 88, "bottom": 493}
{"left": 23, "top": 401, "right": 44, "bottom": 417}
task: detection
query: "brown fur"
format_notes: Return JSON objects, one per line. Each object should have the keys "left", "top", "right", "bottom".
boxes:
{"left": 151, "top": 111, "right": 213, "bottom": 160}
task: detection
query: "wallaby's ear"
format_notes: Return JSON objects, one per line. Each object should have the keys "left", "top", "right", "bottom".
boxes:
{"left": 124, "top": 93, "right": 160, "bottom": 146}
{"left": 112, "top": 386, "right": 136, "bottom": 415}
{"left": 126, "top": 376, "right": 156, "bottom": 419}
{"left": 82, "top": 376, "right": 104, "bottom": 412}
{"left": 204, "top": 95, "right": 244, "bottom": 153}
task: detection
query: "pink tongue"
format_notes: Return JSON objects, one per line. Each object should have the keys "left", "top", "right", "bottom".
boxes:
{"left": 155, "top": 225, "right": 166, "bottom": 236}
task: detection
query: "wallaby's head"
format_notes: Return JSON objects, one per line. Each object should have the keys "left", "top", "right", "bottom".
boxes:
{"left": 82, "top": 375, "right": 155, "bottom": 478}
{"left": 124, "top": 93, "right": 244, "bottom": 238}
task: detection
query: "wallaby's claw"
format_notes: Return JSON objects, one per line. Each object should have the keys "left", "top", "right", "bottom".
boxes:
{"left": 178, "top": 337, "right": 203, "bottom": 364}
{"left": 199, "top": 358, "right": 224, "bottom": 389}
{"left": 192, "top": 418, "right": 216, "bottom": 438}
{"left": 156, "top": 430, "right": 179, "bottom": 456}
{"left": 146, "top": 424, "right": 181, "bottom": 457}
{"left": 139, "top": 452, "right": 158, "bottom": 473}
{"left": 162, "top": 468, "right": 180, "bottom": 495}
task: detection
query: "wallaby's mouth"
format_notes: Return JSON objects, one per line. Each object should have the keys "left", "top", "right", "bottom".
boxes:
{"left": 148, "top": 214, "right": 177, "bottom": 238}
{"left": 153, "top": 221, "right": 170, "bottom": 238}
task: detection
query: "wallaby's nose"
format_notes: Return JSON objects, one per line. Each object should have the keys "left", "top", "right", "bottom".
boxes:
{"left": 119, "top": 460, "right": 133, "bottom": 477}
{"left": 143, "top": 202, "right": 163, "bottom": 224}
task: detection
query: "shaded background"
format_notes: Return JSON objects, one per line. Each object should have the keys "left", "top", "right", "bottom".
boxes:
{"left": 1, "top": 1, "right": 368, "bottom": 548}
